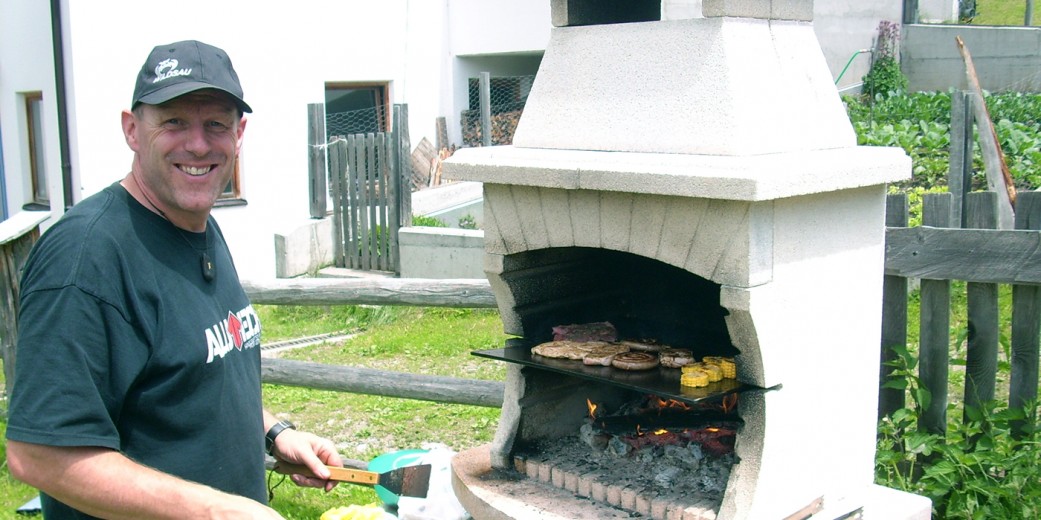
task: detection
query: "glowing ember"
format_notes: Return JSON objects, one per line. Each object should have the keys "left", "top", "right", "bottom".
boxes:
{"left": 722, "top": 393, "right": 738, "bottom": 413}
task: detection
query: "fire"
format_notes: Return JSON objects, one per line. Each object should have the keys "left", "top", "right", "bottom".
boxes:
{"left": 654, "top": 397, "right": 691, "bottom": 412}
{"left": 721, "top": 393, "right": 739, "bottom": 414}
{"left": 587, "top": 398, "right": 598, "bottom": 419}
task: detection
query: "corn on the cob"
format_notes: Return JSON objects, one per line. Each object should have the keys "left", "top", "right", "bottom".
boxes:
{"left": 680, "top": 369, "right": 710, "bottom": 388}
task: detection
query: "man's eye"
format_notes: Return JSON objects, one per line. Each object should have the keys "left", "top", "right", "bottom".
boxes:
{"left": 163, "top": 118, "right": 185, "bottom": 127}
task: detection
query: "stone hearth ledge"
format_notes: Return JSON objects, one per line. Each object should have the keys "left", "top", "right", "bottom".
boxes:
{"left": 442, "top": 145, "right": 910, "bottom": 202}
{"left": 451, "top": 444, "right": 933, "bottom": 520}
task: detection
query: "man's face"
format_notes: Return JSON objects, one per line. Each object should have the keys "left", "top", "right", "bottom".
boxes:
{"left": 122, "top": 90, "right": 246, "bottom": 228}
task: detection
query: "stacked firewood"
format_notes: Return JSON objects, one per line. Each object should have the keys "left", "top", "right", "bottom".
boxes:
{"left": 462, "top": 109, "right": 522, "bottom": 147}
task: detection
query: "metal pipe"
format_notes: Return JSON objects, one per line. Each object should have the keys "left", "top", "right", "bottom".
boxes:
{"left": 834, "top": 49, "right": 873, "bottom": 85}
{"left": 50, "top": 0, "right": 74, "bottom": 211}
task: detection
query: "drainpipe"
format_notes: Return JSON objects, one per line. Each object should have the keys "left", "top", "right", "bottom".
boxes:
{"left": 50, "top": 0, "right": 74, "bottom": 211}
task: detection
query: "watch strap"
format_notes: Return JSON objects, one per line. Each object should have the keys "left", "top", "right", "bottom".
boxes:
{"left": 265, "top": 419, "right": 296, "bottom": 455}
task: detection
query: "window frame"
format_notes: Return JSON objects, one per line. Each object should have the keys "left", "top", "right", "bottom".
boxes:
{"left": 24, "top": 92, "right": 49, "bottom": 210}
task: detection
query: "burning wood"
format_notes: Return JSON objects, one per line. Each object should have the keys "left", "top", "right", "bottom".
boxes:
{"left": 585, "top": 394, "right": 740, "bottom": 457}
{"left": 518, "top": 392, "right": 739, "bottom": 515}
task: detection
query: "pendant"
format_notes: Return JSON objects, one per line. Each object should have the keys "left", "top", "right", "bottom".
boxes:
{"left": 201, "top": 252, "right": 216, "bottom": 282}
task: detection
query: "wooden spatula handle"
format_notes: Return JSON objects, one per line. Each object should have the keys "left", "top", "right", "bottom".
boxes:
{"left": 273, "top": 462, "right": 378, "bottom": 485}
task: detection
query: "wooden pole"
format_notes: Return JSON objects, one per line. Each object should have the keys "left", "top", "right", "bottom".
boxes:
{"left": 307, "top": 103, "right": 328, "bottom": 219}
{"left": 261, "top": 358, "right": 504, "bottom": 408}
{"left": 1009, "top": 193, "right": 1041, "bottom": 436}
{"left": 956, "top": 36, "right": 1016, "bottom": 229}
{"left": 480, "top": 72, "right": 492, "bottom": 147}
{"left": 963, "top": 192, "right": 999, "bottom": 421}
{"left": 918, "top": 193, "right": 952, "bottom": 435}
{"left": 241, "top": 277, "right": 496, "bottom": 308}
{"left": 879, "top": 194, "right": 909, "bottom": 420}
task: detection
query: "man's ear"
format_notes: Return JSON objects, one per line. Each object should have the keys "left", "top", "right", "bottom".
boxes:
{"left": 236, "top": 116, "right": 247, "bottom": 155}
{"left": 121, "top": 110, "right": 139, "bottom": 152}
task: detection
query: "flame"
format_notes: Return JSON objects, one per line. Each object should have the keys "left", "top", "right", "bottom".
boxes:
{"left": 722, "top": 394, "right": 739, "bottom": 414}
{"left": 654, "top": 397, "right": 691, "bottom": 412}
{"left": 654, "top": 428, "right": 668, "bottom": 435}
{"left": 587, "top": 399, "right": 598, "bottom": 419}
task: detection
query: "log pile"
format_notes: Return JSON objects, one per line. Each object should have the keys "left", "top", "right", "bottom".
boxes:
{"left": 462, "top": 109, "right": 523, "bottom": 147}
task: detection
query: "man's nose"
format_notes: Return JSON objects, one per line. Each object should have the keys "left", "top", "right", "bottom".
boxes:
{"left": 183, "top": 124, "right": 211, "bottom": 155}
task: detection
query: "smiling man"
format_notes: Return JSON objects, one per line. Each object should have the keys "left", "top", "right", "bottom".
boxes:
{"left": 5, "top": 40, "right": 342, "bottom": 519}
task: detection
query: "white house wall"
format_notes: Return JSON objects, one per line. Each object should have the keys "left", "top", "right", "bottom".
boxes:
{"left": 816, "top": 0, "right": 906, "bottom": 92}
{"left": 0, "top": 0, "right": 66, "bottom": 223}
{"left": 3, "top": 0, "right": 923, "bottom": 279}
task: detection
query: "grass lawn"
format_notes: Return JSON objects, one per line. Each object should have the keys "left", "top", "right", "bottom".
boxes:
{"left": 261, "top": 306, "right": 509, "bottom": 518}
{"left": 972, "top": 0, "right": 1041, "bottom": 26}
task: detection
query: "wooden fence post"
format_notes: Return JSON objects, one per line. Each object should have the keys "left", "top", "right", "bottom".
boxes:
{"left": 0, "top": 212, "right": 48, "bottom": 402}
{"left": 479, "top": 72, "right": 492, "bottom": 147}
{"left": 394, "top": 104, "right": 412, "bottom": 225}
{"left": 329, "top": 138, "right": 347, "bottom": 268}
{"left": 880, "top": 193, "right": 909, "bottom": 419}
{"left": 307, "top": 103, "right": 328, "bottom": 219}
{"left": 949, "top": 91, "right": 974, "bottom": 228}
{"left": 1010, "top": 192, "right": 1041, "bottom": 435}
{"left": 963, "top": 192, "right": 999, "bottom": 420}
{"left": 919, "top": 193, "right": 952, "bottom": 434}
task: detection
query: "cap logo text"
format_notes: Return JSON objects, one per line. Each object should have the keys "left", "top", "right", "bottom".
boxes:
{"left": 153, "top": 58, "right": 192, "bottom": 83}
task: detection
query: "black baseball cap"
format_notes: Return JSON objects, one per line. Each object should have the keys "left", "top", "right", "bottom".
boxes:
{"left": 132, "top": 40, "right": 252, "bottom": 113}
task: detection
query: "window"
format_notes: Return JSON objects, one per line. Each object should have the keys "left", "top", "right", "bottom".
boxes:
{"left": 324, "top": 83, "right": 390, "bottom": 138}
{"left": 24, "top": 92, "right": 48, "bottom": 209}
{"left": 217, "top": 160, "right": 241, "bottom": 202}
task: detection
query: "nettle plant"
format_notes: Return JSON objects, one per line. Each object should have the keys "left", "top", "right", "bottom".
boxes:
{"left": 876, "top": 344, "right": 1041, "bottom": 519}
{"left": 862, "top": 20, "right": 908, "bottom": 99}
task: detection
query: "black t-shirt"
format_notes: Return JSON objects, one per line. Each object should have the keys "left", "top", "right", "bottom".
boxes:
{"left": 6, "top": 183, "right": 266, "bottom": 518}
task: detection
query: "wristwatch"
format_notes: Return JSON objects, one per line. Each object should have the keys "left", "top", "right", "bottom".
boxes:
{"left": 265, "top": 419, "right": 296, "bottom": 455}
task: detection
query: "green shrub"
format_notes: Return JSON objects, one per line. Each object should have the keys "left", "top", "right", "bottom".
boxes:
{"left": 457, "top": 213, "right": 478, "bottom": 230}
{"left": 862, "top": 21, "right": 908, "bottom": 99}
{"left": 411, "top": 215, "right": 447, "bottom": 227}
{"left": 877, "top": 344, "right": 1041, "bottom": 519}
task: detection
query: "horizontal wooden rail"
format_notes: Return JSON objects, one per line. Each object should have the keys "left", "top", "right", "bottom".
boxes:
{"left": 261, "top": 357, "right": 504, "bottom": 408}
{"left": 242, "top": 278, "right": 496, "bottom": 308}
{"left": 885, "top": 226, "right": 1041, "bottom": 284}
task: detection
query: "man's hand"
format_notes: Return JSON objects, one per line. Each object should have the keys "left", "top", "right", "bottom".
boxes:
{"left": 270, "top": 429, "right": 345, "bottom": 492}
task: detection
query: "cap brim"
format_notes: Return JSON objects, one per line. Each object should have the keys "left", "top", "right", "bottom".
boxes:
{"left": 135, "top": 81, "right": 252, "bottom": 113}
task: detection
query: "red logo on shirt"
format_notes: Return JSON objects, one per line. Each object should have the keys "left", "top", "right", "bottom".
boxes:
{"left": 228, "top": 311, "right": 243, "bottom": 350}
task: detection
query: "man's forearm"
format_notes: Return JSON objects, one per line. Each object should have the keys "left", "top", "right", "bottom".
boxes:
{"left": 6, "top": 440, "right": 281, "bottom": 519}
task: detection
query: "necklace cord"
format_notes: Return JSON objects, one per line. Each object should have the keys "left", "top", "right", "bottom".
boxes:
{"left": 128, "top": 172, "right": 216, "bottom": 282}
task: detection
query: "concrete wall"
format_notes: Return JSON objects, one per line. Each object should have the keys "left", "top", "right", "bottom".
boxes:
{"left": 398, "top": 227, "right": 485, "bottom": 278}
{"left": 902, "top": 24, "right": 1041, "bottom": 92}
{"left": 276, "top": 181, "right": 485, "bottom": 278}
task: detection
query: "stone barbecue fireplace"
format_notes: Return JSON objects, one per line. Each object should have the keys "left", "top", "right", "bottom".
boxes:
{"left": 442, "top": 1, "right": 932, "bottom": 518}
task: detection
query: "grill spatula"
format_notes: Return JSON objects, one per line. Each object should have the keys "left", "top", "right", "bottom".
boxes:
{"left": 273, "top": 459, "right": 432, "bottom": 498}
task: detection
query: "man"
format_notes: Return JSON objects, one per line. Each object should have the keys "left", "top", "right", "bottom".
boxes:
{"left": 5, "top": 40, "right": 342, "bottom": 519}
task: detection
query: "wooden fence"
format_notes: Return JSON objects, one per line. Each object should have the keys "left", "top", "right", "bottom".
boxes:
{"left": 320, "top": 104, "right": 413, "bottom": 275}
{"left": 0, "top": 212, "right": 49, "bottom": 399}
{"left": 882, "top": 190, "right": 1041, "bottom": 435}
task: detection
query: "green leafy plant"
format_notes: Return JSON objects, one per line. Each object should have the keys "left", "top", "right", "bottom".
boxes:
{"left": 877, "top": 343, "right": 1041, "bottom": 519}
{"left": 411, "top": 215, "right": 447, "bottom": 227}
{"left": 862, "top": 21, "right": 908, "bottom": 99}
{"left": 457, "top": 213, "right": 478, "bottom": 230}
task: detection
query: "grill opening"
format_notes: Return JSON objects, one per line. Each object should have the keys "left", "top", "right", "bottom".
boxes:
{"left": 498, "top": 247, "right": 739, "bottom": 352}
